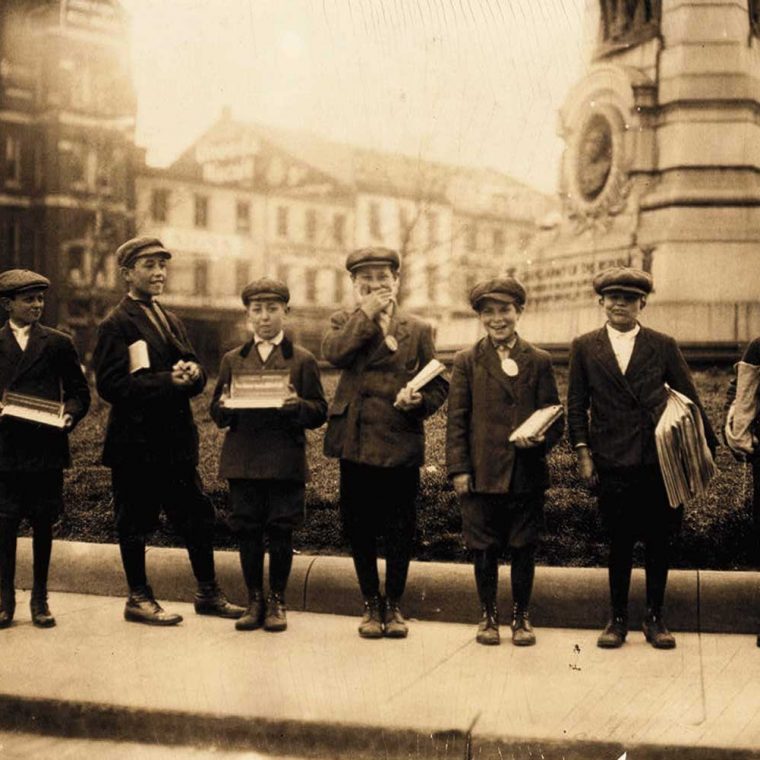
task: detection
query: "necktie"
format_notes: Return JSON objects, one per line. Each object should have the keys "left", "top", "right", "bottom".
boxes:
{"left": 138, "top": 301, "right": 173, "bottom": 345}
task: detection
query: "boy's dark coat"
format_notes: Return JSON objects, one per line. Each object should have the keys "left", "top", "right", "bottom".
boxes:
{"left": 322, "top": 308, "right": 448, "bottom": 468}
{"left": 446, "top": 335, "right": 563, "bottom": 494}
{"left": 92, "top": 296, "right": 206, "bottom": 467}
{"left": 567, "top": 325, "right": 718, "bottom": 471}
{"left": 209, "top": 336, "right": 327, "bottom": 481}
{"left": 0, "top": 322, "right": 90, "bottom": 471}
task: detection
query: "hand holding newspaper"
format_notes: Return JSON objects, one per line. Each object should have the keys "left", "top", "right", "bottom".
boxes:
{"left": 508, "top": 404, "right": 564, "bottom": 443}
{"left": 393, "top": 359, "right": 446, "bottom": 410}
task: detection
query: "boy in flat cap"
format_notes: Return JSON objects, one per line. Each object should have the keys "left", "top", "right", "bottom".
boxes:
{"left": 92, "top": 236, "right": 243, "bottom": 626}
{"left": 0, "top": 269, "right": 90, "bottom": 629}
{"left": 446, "top": 278, "right": 563, "bottom": 646}
{"left": 567, "top": 266, "right": 717, "bottom": 649}
{"left": 210, "top": 278, "right": 326, "bottom": 632}
{"left": 323, "top": 247, "right": 448, "bottom": 638}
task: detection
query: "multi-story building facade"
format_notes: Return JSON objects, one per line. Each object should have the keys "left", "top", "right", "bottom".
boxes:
{"left": 137, "top": 110, "right": 555, "bottom": 360}
{"left": 0, "top": 0, "right": 137, "bottom": 357}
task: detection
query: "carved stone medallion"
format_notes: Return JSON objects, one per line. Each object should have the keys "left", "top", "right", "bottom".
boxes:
{"left": 576, "top": 114, "right": 613, "bottom": 201}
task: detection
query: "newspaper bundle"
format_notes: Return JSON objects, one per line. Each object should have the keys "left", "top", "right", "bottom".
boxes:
{"left": 655, "top": 386, "right": 716, "bottom": 508}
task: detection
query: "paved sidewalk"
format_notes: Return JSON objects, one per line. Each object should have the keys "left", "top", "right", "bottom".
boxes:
{"left": 1, "top": 591, "right": 760, "bottom": 759}
{"left": 0, "top": 730, "right": 289, "bottom": 759}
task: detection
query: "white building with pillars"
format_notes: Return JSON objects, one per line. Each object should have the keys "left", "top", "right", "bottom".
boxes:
{"left": 136, "top": 110, "right": 555, "bottom": 362}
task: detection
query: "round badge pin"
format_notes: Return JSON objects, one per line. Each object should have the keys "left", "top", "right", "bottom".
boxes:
{"left": 385, "top": 335, "right": 398, "bottom": 352}
{"left": 502, "top": 358, "right": 519, "bottom": 377}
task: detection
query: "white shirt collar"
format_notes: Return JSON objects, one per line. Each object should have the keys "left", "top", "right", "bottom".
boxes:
{"left": 8, "top": 320, "right": 31, "bottom": 336}
{"left": 606, "top": 322, "right": 640, "bottom": 341}
{"left": 254, "top": 330, "right": 284, "bottom": 346}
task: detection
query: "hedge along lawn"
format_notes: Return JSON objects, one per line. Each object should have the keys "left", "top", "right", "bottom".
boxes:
{"left": 58, "top": 365, "right": 757, "bottom": 570}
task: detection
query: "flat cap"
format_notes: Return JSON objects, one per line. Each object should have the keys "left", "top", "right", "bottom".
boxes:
{"left": 0, "top": 269, "right": 50, "bottom": 296}
{"left": 469, "top": 277, "right": 527, "bottom": 310}
{"left": 593, "top": 266, "right": 653, "bottom": 297}
{"left": 116, "top": 236, "right": 172, "bottom": 268}
{"left": 241, "top": 277, "right": 290, "bottom": 305}
{"left": 346, "top": 247, "right": 401, "bottom": 273}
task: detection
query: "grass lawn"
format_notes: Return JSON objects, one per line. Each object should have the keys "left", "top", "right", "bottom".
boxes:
{"left": 56, "top": 365, "right": 757, "bottom": 570}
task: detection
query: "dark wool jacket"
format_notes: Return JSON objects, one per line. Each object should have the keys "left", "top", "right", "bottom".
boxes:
{"left": 93, "top": 296, "right": 206, "bottom": 468}
{"left": 322, "top": 307, "right": 448, "bottom": 468}
{"left": 567, "top": 325, "right": 718, "bottom": 471}
{"left": 210, "top": 335, "right": 327, "bottom": 481}
{"left": 0, "top": 322, "right": 90, "bottom": 471}
{"left": 446, "top": 335, "right": 563, "bottom": 495}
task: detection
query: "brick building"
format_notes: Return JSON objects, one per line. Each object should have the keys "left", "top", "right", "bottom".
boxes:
{"left": 0, "top": 0, "right": 137, "bottom": 357}
{"left": 138, "top": 111, "right": 556, "bottom": 362}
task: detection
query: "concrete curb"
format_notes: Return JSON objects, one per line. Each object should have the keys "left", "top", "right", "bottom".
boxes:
{"left": 15, "top": 538, "right": 760, "bottom": 633}
{"left": 1, "top": 693, "right": 759, "bottom": 760}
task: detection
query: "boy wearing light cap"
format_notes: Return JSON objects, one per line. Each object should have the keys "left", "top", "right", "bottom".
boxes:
{"left": 446, "top": 277, "right": 563, "bottom": 646}
{"left": 210, "top": 277, "right": 326, "bottom": 632}
{"left": 93, "top": 236, "right": 243, "bottom": 626}
{"left": 323, "top": 247, "right": 448, "bottom": 639}
{"left": 567, "top": 266, "right": 717, "bottom": 649}
{"left": 0, "top": 269, "right": 90, "bottom": 629}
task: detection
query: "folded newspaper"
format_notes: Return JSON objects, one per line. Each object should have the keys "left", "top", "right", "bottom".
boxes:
{"left": 508, "top": 404, "right": 564, "bottom": 442}
{"left": 220, "top": 370, "right": 290, "bottom": 409}
{"left": 655, "top": 385, "right": 716, "bottom": 508}
{"left": 393, "top": 359, "right": 446, "bottom": 408}
{"left": 0, "top": 390, "right": 67, "bottom": 428}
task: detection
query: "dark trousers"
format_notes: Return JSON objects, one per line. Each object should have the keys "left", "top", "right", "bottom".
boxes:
{"left": 0, "top": 516, "right": 53, "bottom": 603}
{"left": 752, "top": 458, "right": 760, "bottom": 541}
{"left": 0, "top": 471, "right": 61, "bottom": 604}
{"left": 112, "top": 465, "right": 216, "bottom": 591}
{"left": 339, "top": 460, "right": 419, "bottom": 601}
{"left": 598, "top": 466, "right": 682, "bottom": 617}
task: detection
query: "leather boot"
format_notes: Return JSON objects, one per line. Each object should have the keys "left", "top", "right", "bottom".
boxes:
{"left": 358, "top": 595, "right": 384, "bottom": 639}
{"left": 597, "top": 614, "right": 628, "bottom": 648}
{"left": 236, "top": 589, "right": 264, "bottom": 631}
{"left": 383, "top": 598, "right": 408, "bottom": 639}
{"left": 30, "top": 590, "right": 56, "bottom": 628}
{"left": 476, "top": 602, "right": 500, "bottom": 646}
{"left": 194, "top": 582, "right": 245, "bottom": 619}
{"left": 264, "top": 592, "right": 287, "bottom": 632}
{"left": 0, "top": 586, "right": 15, "bottom": 630}
{"left": 643, "top": 609, "right": 676, "bottom": 649}
{"left": 511, "top": 604, "right": 536, "bottom": 646}
{"left": 124, "top": 586, "right": 183, "bottom": 626}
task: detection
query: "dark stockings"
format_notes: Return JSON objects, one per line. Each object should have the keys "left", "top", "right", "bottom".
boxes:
{"left": 0, "top": 518, "right": 18, "bottom": 601}
{"left": 473, "top": 547, "right": 498, "bottom": 606}
{"left": 239, "top": 528, "right": 294, "bottom": 595}
{"left": 119, "top": 535, "right": 147, "bottom": 590}
{"left": 31, "top": 519, "right": 53, "bottom": 597}
{"left": 473, "top": 544, "right": 536, "bottom": 611}
{"left": 268, "top": 527, "right": 293, "bottom": 595}
{"left": 510, "top": 544, "right": 536, "bottom": 612}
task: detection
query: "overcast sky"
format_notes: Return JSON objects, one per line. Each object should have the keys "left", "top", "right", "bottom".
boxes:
{"left": 121, "top": 0, "right": 590, "bottom": 194}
